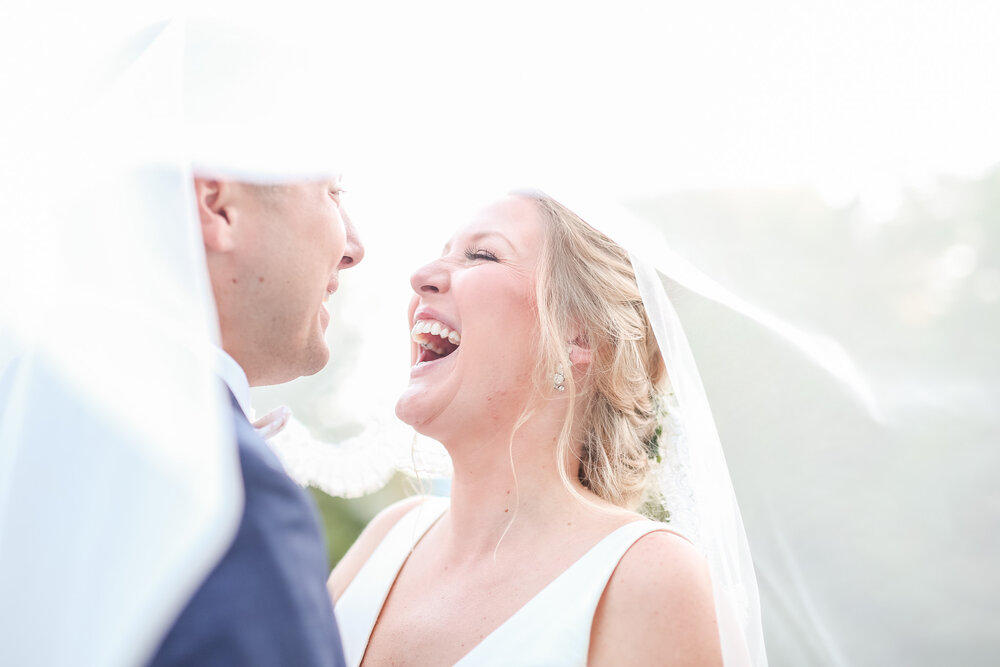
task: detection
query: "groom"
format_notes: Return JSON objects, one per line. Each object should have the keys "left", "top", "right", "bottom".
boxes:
{"left": 148, "top": 177, "right": 364, "bottom": 666}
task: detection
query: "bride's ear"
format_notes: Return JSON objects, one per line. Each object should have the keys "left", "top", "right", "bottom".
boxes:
{"left": 568, "top": 335, "right": 592, "bottom": 367}
{"left": 194, "top": 178, "right": 237, "bottom": 253}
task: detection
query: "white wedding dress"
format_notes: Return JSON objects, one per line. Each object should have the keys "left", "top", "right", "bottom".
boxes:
{"left": 334, "top": 496, "right": 680, "bottom": 667}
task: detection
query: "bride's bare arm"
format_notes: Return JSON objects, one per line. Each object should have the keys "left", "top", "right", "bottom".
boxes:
{"left": 589, "top": 531, "right": 723, "bottom": 666}
{"left": 326, "top": 496, "right": 425, "bottom": 602}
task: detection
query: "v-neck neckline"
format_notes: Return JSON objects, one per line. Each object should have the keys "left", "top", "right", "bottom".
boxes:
{"left": 357, "top": 499, "right": 660, "bottom": 667}
{"left": 452, "top": 519, "right": 658, "bottom": 665}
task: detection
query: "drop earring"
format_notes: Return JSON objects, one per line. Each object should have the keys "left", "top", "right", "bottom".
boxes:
{"left": 553, "top": 346, "right": 572, "bottom": 392}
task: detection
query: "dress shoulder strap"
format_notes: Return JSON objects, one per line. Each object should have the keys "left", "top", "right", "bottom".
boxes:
{"left": 334, "top": 496, "right": 449, "bottom": 667}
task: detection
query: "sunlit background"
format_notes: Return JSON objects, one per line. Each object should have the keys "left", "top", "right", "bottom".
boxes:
{"left": 244, "top": 3, "right": 999, "bottom": 665}
{"left": 3, "top": 1, "right": 997, "bottom": 665}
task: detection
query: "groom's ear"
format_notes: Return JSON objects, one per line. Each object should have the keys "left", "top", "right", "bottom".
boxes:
{"left": 194, "top": 178, "right": 237, "bottom": 253}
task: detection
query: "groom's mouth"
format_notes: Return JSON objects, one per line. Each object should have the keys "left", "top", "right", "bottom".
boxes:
{"left": 324, "top": 282, "right": 338, "bottom": 304}
{"left": 411, "top": 319, "right": 461, "bottom": 365}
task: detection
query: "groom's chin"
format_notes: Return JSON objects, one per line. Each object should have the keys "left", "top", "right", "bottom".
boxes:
{"left": 279, "top": 340, "right": 330, "bottom": 383}
{"left": 301, "top": 345, "right": 331, "bottom": 378}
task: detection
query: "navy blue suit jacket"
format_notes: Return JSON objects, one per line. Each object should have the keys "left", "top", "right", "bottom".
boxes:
{"left": 149, "top": 393, "right": 345, "bottom": 666}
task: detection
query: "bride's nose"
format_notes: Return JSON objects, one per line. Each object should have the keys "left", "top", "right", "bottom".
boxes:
{"left": 409, "top": 258, "right": 450, "bottom": 295}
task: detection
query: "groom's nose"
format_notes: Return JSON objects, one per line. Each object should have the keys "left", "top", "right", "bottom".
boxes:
{"left": 338, "top": 208, "right": 365, "bottom": 270}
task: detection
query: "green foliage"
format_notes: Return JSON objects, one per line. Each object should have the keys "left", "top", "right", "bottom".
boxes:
{"left": 309, "top": 474, "right": 413, "bottom": 568}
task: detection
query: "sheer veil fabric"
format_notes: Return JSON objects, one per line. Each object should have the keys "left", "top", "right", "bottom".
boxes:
{"left": 0, "top": 19, "right": 239, "bottom": 666}
{"left": 545, "top": 191, "right": 769, "bottom": 665}
{"left": 0, "top": 11, "right": 348, "bottom": 666}
{"left": 4, "top": 5, "right": 995, "bottom": 666}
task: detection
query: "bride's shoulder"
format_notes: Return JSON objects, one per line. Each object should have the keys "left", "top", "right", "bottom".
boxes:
{"left": 607, "top": 516, "right": 708, "bottom": 591}
{"left": 589, "top": 524, "right": 722, "bottom": 665}
{"left": 327, "top": 495, "right": 434, "bottom": 601}
{"left": 617, "top": 523, "right": 707, "bottom": 580}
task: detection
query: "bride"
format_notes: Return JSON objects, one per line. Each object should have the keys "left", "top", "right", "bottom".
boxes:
{"left": 328, "top": 192, "right": 760, "bottom": 666}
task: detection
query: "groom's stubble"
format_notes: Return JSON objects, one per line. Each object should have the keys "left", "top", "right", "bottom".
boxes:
{"left": 195, "top": 177, "right": 364, "bottom": 386}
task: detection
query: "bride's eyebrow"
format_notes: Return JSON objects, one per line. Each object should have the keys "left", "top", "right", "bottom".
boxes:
{"left": 441, "top": 231, "right": 514, "bottom": 256}
{"left": 470, "top": 231, "right": 512, "bottom": 248}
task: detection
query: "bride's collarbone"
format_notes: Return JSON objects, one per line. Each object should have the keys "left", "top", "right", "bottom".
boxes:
{"left": 364, "top": 562, "right": 539, "bottom": 667}
{"left": 404, "top": 515, "right": 618, "bottom": 590}
{"left": 362, "top": 557, "right": 522, "bottom": 666}
{"left": 364, "top": 514, "right": 640, "bottom": 665}
{"left": 394, "top": 540, "right": 533, "bottom": 606}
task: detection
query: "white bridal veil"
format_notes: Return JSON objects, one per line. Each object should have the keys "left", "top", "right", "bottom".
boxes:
{"left": 0, "top": 17, "right": 237, "bottom": 667}
{"left": 552, "top": 193, "right": 774, "bottom": 665}
{"left": 3, "top": 2, "right": 997, "bottom": 666}
{"left": 0, "top": 8, "right": 347, "bottom": 666}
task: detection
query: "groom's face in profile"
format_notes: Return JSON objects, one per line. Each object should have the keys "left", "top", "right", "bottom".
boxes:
{"left": 196, "top": 177, "right": 364, "bottom": 385}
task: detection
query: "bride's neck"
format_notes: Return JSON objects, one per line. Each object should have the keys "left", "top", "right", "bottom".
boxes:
{"left": 437, "top": 417, "right": 587, "bottom": 556}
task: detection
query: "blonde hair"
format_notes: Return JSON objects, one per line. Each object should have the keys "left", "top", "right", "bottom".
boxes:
{"left": 520, "top": 193, "right": 667, "bottom": 509}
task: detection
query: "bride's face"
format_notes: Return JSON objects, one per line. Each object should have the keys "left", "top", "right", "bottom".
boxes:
{"left": 395, "top": 196, "right": 545, "bottom": 441}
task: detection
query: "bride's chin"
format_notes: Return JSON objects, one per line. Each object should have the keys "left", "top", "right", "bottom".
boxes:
{"left": 393, "top": 391, "right": 427, "bottom": 428}
{"left": 395, "top": 392, "right": 454, "bottom": 438}
{"left": 393, "top": 401, "right": 413, "bottom": 425}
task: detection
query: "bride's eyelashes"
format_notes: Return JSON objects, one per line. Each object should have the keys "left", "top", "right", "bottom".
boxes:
{"left": 464, "top": 247, "right": 499, "bottom": 262}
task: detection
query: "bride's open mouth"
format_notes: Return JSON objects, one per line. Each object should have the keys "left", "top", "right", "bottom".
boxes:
{"left": 411, "top": 319, "right": 461, "bottom": 366}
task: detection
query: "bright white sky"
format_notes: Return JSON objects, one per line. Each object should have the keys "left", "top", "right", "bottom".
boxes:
{"left": 213, "top": 0, "right": 1000, "bottom": 235}
{"left": 5, "top": 0, "right": 998, "bottom": 206}
{"left": 294, "top": 0, "right": 1000, "bottom": 205}
{"left": 244, "top": 0, "right": 999, "bottom": 340}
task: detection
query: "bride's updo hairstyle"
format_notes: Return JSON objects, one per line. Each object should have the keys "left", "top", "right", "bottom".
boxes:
{"left": 520, "top": 193, "right": 668, "bottom": 509}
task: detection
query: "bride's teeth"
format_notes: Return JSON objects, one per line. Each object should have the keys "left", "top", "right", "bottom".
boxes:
{"left": 410, "top": 319, "right": 462, "bottom": 348}
{"left": 421, "top": 341, "right": 444, "bottom": 355}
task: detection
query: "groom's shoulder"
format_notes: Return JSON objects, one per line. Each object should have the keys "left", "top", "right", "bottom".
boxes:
{"left": 226, "top": 403, "right": 327, "bottom": 572}
{"left": 230, "top": 404, "right": 301, "bottom": 490}
{"left": 149, "top": 398, "right": 342, "bottom": 667}
{"left": 220, "top": 400, "right": 328, "bottom": 565}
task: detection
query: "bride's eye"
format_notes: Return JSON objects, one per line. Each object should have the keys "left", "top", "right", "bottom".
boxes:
{"left": 464, "top": 247, "right": 498, "bottom": 262}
